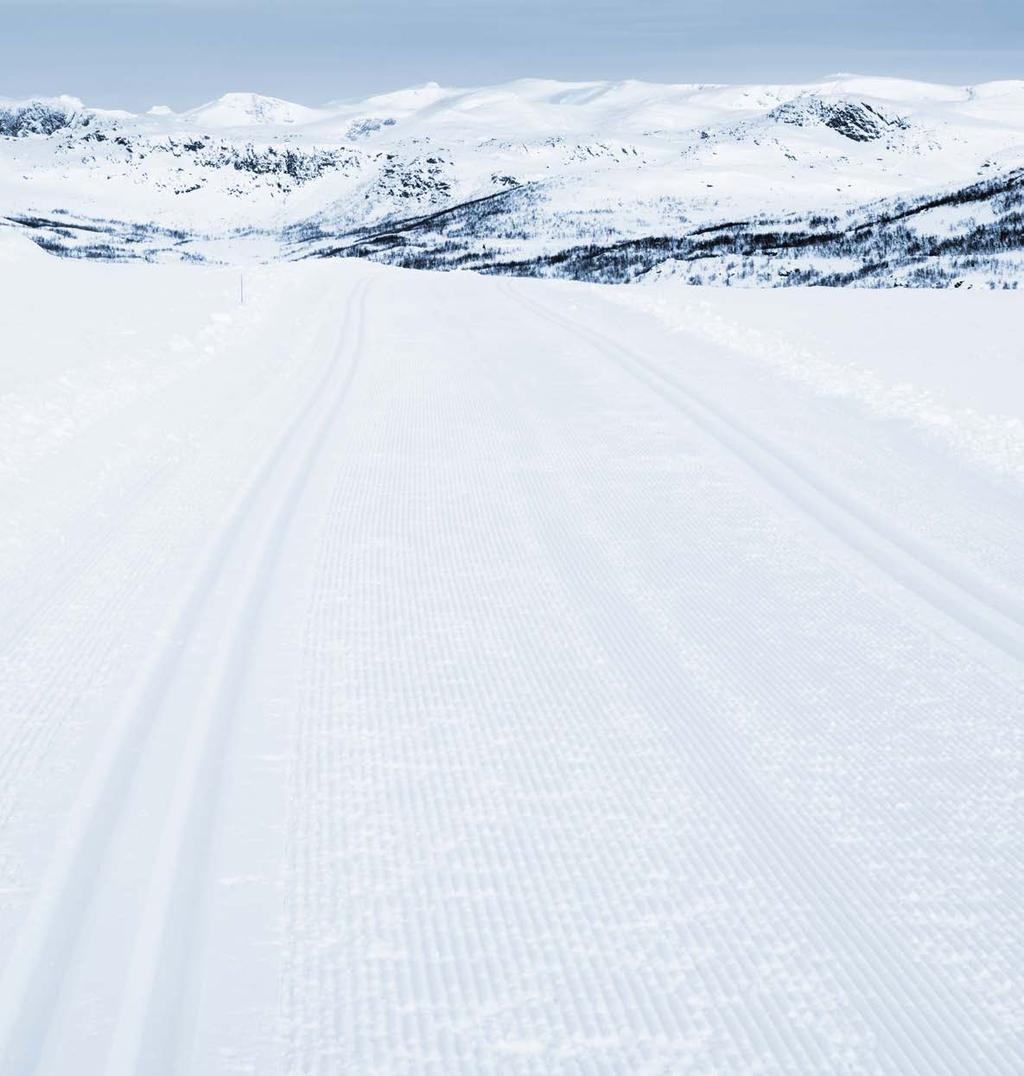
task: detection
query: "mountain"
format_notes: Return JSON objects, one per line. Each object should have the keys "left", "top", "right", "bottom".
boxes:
{"left": 0, "top": 96, "right": 86, "bottom": 136}
{"left": 2, "top": 77, "right": 1023, "bottom": 285}
{"left": 181, "top": 92, "right": 332, "bottom": 129}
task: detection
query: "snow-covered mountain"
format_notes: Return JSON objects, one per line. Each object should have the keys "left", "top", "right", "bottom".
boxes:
{"left": 2, "top": 76, "right": 1024, "bottom": 285}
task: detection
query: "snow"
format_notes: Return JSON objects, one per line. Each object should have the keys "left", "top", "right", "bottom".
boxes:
{"left": 3, "top": 74, "right": 1024, "bottom": 269}
{"left": 0, "top": 226, "right": 46, "bottom": 263}
{"left": 182, "top": 92, "right": 331, "bottom": 129}
{"left": 0, "top": 240, "right": 1021, "bottom": 1073}
{"left": 0, "top": 93, "right": 84, "bottom": 113}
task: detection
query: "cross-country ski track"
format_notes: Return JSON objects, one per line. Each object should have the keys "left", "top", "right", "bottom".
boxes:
{"left": 0, "top": 254, "right": 1021, "bottom": 1074}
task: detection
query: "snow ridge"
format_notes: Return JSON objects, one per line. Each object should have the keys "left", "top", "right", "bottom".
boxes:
{"left": 2, "top": 76, "right": 1023, "bottom": 284}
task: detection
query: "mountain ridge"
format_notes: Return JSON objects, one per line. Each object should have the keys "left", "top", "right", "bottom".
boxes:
{"left": 2, "top": 76, "right": 1023, "bottom": 285}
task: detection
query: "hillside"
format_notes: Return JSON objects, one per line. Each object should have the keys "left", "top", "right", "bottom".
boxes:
{"left": 3, "top": 77, "right": 1024, "bottom": 284}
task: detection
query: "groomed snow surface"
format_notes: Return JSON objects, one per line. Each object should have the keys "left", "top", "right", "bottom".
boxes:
{"left": 0, "top": 231, "right": 1022, "bottom": 1073}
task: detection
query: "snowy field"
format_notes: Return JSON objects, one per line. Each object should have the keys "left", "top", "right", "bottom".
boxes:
{"left": 0, "top": 229, "right": 1022, "bottom": 1073}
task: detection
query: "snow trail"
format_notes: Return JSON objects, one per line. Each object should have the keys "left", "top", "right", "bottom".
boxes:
{"left": 0, "top": 258, "right": 1021, "bottom": 1074}
{"left": 500, "top": 280, "right": 1020, "bottom": 1071}
{"left": 0, "top": 277, "right": 368, "bottom": 1076}
{"left": 508, "top": 283, "right": 1024, "bottom": 670}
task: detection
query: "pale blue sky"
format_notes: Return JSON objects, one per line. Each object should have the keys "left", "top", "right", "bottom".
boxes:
{"left": 2, "top": 1, "right": 1022, "bottom": 110}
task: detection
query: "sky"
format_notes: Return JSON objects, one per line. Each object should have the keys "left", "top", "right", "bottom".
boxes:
{"left": 1, "top": 0, "right": 1022, "bottom": 111}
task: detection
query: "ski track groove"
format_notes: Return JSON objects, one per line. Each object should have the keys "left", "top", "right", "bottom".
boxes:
{"left": 502, "top": 280, "right": 1021, "bottom": 1071}
{"left": 505, "top": 289, "right": 1024, "bottom": 993}
{"left": 275, "top": 274, "right": 1020, "bottom": 1073}
{"left": 507, "top": 285, "right": 1024, "bottom": 671}
{"left": 0, "top": 279, "right": 370, "bottom": 1076}
{"left": 107, "top": 280, "right": 370, "bottom": 1076}
{"left": 2, "top": 267, "right": 1020, "bottom": 1074}
{"left": 0, "top": 287, "right": 338, "bottom": 875}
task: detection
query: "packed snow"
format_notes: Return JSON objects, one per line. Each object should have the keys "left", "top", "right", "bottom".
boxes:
{"left": 0, "top": 232, "right": 1022, "bottom": 1073}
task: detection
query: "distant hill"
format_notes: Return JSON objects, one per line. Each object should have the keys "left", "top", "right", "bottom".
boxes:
{"left": 3, "top": 77, "right": 1023, "bottom": 286}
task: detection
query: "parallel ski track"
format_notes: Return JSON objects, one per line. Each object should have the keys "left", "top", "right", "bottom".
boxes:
{"left": 508, "top": 285, "right": 1024, "bottom": 670}
{"left": 501, "top": 281, "right": 1022, "bottom": 1072}
{"left": 0, "top": 279, "right": 370, "bottom": 1076}
{"left": 0, "top": 296, "right": 336, "bottom": 835}
{"left": 275, "top": 276, "right": 1019, "bottom": 1072}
